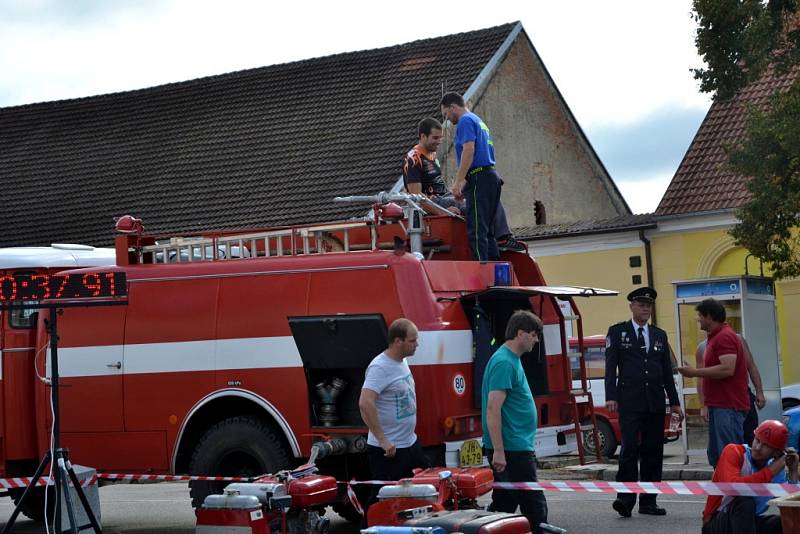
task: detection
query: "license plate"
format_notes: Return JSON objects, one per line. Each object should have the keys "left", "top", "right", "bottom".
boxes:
{"left": 459, "top": 439, "right": 483, "bottom": 467}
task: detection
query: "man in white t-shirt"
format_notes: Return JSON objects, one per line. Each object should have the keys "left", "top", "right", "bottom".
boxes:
{"left": 358, "top": 318, "right": 429, "bottom": 502}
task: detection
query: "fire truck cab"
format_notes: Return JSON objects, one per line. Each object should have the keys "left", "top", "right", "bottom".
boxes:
{"left": 7, "top": 195, "right": 612, "bottom": 521}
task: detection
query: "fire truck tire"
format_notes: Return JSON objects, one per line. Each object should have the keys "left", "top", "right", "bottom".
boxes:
{"left": 188, "top": 415, "right": 291, "bottom": 508}
{"left": 581, "top": 417, "right": 617, "bottom": 459}
{"left": 11, "top": 487, "right": 54, "bottom": 522}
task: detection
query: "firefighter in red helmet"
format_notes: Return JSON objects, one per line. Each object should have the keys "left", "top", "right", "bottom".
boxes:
{"left": 702, "top": 420, "right": 799, "bottom": 533}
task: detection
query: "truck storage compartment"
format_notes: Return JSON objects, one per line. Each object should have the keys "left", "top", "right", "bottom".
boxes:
{"left": 460, "top": 289, "right": 549, "bottom": 409}
{"left": 289, "top": 314, "right": 388, "bottom": 427}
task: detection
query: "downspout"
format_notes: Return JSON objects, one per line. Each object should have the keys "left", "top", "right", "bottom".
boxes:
{"left": 639, "top": 229, "right": 656, "bottom": 326}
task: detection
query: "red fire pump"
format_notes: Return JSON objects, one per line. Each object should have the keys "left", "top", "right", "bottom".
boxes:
{"left": 366, "top": 467, "right": 532, "bottom": 533}
{"left": 195, "top": 464, "right": 337, "bottom": 534}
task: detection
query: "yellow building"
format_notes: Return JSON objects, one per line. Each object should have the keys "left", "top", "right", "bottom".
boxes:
{"left": 518, "top": 67, "right": 800, "bottom": 387}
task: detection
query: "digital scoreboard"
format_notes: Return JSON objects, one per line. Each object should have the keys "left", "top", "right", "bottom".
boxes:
{"left": 0, "top": 272, "right": 127, "bottom": 303}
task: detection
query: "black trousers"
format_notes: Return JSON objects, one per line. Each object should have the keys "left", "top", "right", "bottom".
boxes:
{"left": 702, "top": 497, "right": 782, "bottom": 534}
{"left": 487, "top": 449, "right": 548, "bottom": 534}
{"left": 743, "top": 390, "right": 759, "bottom": 446}
{"left": 616, "top": 410, "right": 665, "bottom": 507}
{"left": 366, "top": 440, "right": 430, "bottom": 505}
{"left": 463, "top": 169, "right": 502, "bottom": 261}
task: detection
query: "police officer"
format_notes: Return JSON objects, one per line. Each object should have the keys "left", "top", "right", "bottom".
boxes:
{"left": 605, "top": 287, "right": 682, "bottom": 517}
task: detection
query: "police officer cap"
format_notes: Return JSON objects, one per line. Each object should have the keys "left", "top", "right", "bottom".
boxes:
{"left": 627, "top": 287, "right": 657, "bottom": 303}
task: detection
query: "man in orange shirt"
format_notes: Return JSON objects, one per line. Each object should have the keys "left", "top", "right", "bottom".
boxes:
{"left": 702, "top": 420, "right": 798, "bottom": 533}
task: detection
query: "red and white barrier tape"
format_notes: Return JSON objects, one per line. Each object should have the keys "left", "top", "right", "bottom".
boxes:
{"left": 0, "top": 473, "right": 252, "bottom": 489}
{"left": 0, "top": 475, "right": 97, "bottom": 489}
{"left": 346, "top": 480, "right": 365, "bottom": 516}
{"left": 96, "top": 473, "right": 253, "bottom": 483}
{"left": 2, "top": 473, "right": 797, "bottom": 499}
{"left": 347, "top": 478, "right": 800, "bottom": 498}
{"left": 492, "top": 480, "right": 800, "bottom": 498}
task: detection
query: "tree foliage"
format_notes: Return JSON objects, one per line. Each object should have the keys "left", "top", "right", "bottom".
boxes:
{"left": 692, "top": 0, "right": 800, "bottom": 279}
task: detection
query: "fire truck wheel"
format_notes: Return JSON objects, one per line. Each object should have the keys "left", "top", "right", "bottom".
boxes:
{"left": 188, "top": 415, "right": 290, "bottom": 508}
{"left": 581, "top": 417, "right": 617, "bottom": 459}
{"left": 11, "top": 487, "right": 54, "bottom": 522}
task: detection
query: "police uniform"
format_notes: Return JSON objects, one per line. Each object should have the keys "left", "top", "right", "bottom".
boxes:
{"left": 605, "top": 287, "right": 680, "bottom": 517}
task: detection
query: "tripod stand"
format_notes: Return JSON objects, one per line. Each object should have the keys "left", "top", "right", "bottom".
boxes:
{"left": 2, "top": 305, "right": 115, "bottom": 534}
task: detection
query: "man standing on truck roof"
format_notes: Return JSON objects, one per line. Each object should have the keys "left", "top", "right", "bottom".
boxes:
{"left": 402, "top": 116, "right": 526, "bottom": 252}
{"left": 605, "top": 287, "right": 682, "bottom": 518}
{"left": 359, "top": 318, "right": 429, "bottom": 504}
{"left": 439, "top": 92, "right": 525, "bottom": 260}
{"left": 481, "top": 310, "right": 548, "bottom": 533}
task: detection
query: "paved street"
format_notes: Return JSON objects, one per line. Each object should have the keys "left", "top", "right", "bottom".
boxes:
{"left": 0, "top": 480, "right": 720, "bottom": 534}
{"left": 0, "top": 442, "right": 737, "bottom": 533}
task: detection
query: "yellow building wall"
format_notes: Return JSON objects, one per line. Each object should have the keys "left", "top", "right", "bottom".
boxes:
{"left": 535, "top": 245, "right": 647, "bottom": 337}
{"left": 645, "top": 228, "right": 799, "bottom": 385}
{"left": 533, "top": 227, "right": 800, "bottom": 386}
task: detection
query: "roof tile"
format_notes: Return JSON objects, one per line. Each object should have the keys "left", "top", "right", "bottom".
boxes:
{"left": 515, "top": 213, "right": 656, "bottom": 240}
{"left": 0, "top": 23, "right": 516, "bottom": 246}
{"left": 656, "top": 67, "right": 797, "bottom": 215}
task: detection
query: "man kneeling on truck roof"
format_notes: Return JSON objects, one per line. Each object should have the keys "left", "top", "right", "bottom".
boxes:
{"left": 702, "top": 420, "right": 799, "bottom": 534}
{"left": 401, "top": 117, "right": 526, "bottom": 253}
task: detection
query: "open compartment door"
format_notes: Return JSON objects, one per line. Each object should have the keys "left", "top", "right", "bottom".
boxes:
{"left": 460, "top": 285, "right": 618, "bottom": 410}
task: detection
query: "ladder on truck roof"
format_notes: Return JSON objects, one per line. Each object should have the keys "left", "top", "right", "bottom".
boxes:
{"left": 139, "top": 192, "right": 461, "bottom": 264}
{"left": 142, "top": 221, "right": 369, "bottom": 263}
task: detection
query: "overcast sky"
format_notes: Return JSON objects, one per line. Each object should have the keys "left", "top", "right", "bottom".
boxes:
{"left": 0, "top": 0, "right": 712, "bottom": 214}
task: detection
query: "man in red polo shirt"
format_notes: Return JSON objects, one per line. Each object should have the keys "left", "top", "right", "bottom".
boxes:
{"left": 678, "top": 298, "right": 749, "bottom": 467}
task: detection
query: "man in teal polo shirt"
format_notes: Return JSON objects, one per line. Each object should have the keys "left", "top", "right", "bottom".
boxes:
{"left": 481, "top": 310, "right": 548, "bottom": 533}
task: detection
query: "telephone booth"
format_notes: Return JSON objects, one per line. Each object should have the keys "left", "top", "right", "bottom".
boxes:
{"left": 673, "top": 276, "right": 782, "bottom": 462}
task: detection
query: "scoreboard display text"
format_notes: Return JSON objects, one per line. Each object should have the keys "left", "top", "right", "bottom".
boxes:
{"left": 0, "top": 272, "right": 127, "bottom": 303}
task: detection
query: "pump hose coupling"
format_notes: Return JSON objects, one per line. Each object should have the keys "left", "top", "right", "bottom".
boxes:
{"left": 315, "top": 377, "right": 347, "bottom": 426}
{"left": 310, "top": 438, "right": 348, "bottom": 461}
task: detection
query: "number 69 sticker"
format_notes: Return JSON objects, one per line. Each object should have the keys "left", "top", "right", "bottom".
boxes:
{"left": 453, "top": 374, "right": 466, "bottom": 395}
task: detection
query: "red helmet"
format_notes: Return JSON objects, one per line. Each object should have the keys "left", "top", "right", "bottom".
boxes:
{"left": 754, "top": 420, "right": 789, "bottom": 450}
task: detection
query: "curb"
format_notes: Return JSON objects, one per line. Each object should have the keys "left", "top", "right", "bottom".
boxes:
{"left": 568, "top": 465, "right": 713, "bottom": 481}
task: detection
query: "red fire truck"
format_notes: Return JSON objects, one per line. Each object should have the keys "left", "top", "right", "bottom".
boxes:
{"left": 3, "top": 195, "right": 611, "bottom": 522}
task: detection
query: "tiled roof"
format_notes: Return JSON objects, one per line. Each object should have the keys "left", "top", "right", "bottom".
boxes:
{"left": 0, "top": 23, "right": 516, "bottom": 246}
{"left": 656, "top": 67, "right": 797, "bottom": 216}
{"left": 515, "top": 213, "right": 656, "bottom": 240}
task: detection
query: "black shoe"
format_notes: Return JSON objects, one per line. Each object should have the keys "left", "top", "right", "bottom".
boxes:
{"left": 638, "top": 505, "right": 667, "bottom": 516}
{"left": 612, "top": 499, "right": 632, "bottom": 518}
{"left": 497, "top": 236, "right": 528, "bottom": 253}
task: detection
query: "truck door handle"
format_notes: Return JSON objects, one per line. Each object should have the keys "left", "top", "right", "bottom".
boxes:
{"left": 107, "top": 361, "right": 122, "bottom": 370}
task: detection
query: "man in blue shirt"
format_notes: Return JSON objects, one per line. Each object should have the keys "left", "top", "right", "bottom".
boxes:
{"left": 481, "top": 310, "right": 548, "bottom": 533}
{"left": 402, "top": 117, "right": 526, "bottom": 253}
{"left": 441, "top": 92, "right": 520, "bottom": 260}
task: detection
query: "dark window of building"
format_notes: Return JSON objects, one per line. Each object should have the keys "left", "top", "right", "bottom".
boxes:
{"left": 534, "top": 201, "right": 546, "bottom": 225}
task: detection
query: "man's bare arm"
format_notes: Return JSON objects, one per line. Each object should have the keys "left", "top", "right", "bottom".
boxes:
{"left": 686, "top": 354, "right": 737, "bottom": 379}
{"left": 404, "top": 182, "right": 439, "bottom": 214}
{"left": 486, "top": 390, "right": 507, "bottom": 472}
{"left": 358, "top": 388, "right": 396, "bottom": 457}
